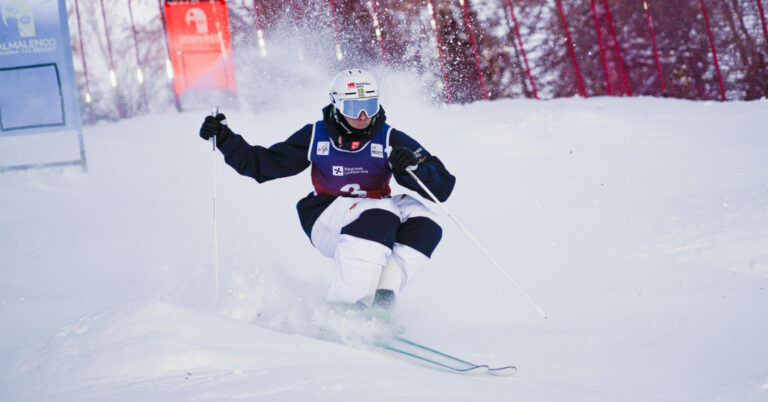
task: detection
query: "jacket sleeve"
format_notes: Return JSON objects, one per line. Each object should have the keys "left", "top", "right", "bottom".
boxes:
{"left": 389, "top": 129, "right": 455, "bottom": 202}
{"left": 217, "top": 124, "right": 312, "bottom": 183}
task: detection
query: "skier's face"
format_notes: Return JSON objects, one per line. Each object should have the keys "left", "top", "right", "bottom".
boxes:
{"left": 343, "top": 111, "right": 372, "bottom": 130}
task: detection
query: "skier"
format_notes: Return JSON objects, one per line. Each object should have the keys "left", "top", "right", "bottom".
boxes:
{"left": 199, "top": 69, "right": 455, "bottom": 314}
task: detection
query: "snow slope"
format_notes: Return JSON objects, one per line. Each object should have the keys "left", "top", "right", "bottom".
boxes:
{"left": 1, "top": 77, "right": 767, "bottom": 401}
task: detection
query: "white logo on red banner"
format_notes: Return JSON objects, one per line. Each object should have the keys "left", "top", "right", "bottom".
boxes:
{"left": 185, "top": 8, "right": 208, "bottom": 34}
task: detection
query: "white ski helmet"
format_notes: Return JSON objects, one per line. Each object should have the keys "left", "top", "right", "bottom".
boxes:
{"left": 329, "top": 69, "right": 380, "bottom": 119}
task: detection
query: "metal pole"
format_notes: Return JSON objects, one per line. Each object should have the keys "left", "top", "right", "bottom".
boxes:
{"left": 699, "top": 0, "right": 726, "bottom": 100}
{"left": 328, "top": 0, "right": 345, "bottom": 68}
{"left": 73, "top": 0, "right": 94, "bottom": 124}
{"left": 128, "top": 0, "right": 150, "bottom": 112}
{"left": 371, "top": 0, "right": 388, "bottom": 64}
{"left": 289, "top": 0, "right": 305, "bottom": 62}
{"left": 643, "top": 0, "right": 666, "bottom": 95}
{"left": 601, "top": 0, "right": 632, "bottom": 96}
{"left": 210, "top": 107, "right": 220, "bottom": 303}
{"left": 757, "top": 0, "right": 768, "bottom": 53}
{"left": 554, "top": 0, "right": 587, "bottom": 97}
{"left": 426, "top": 0, "right": 453, "bottom": 103}
{"left": 459, "top": 0, "right": 489, "bottom": 100}
{"left": 252, "top": 0, "right": 268, "bottom": 57}
{"left": 157, "top": 0, "right": 182, "bottom": 111}
{"left": 98, "top": 0, "right": 124, "bottom": 118}
{"left": 590, "top": 0, "right": 612, "bottom": 95}
{"left": 505, "top": 0, "right": 538, "bottom": 99}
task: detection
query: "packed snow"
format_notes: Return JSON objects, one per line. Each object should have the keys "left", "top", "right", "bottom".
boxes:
{"left": 1, "top": 72, "right": 767, "bottom": 401}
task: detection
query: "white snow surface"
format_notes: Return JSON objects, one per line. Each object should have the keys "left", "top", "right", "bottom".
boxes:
{"left": 2, "top": 77, "right": 768, "bottom": 401}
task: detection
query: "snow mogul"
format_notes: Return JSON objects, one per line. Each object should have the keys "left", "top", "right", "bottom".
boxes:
{"left": 199, "top": 69, "right": 455, "bottom": 315}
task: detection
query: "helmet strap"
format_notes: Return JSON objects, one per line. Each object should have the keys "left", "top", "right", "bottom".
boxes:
{"left": 332, "top": 107, "right": 375, "bottom": 137}
{"left": 332, "top": 107, "right": 353, "bottom": 135}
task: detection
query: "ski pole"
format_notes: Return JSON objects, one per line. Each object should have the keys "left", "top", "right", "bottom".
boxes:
{"left": 210, "top": 106, "right": 220, "bottom": 303}
{"left": 406, "top": 169, "right": 548, "bottom": 319}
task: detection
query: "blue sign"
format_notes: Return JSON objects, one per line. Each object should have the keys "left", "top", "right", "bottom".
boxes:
{"left": 0, "top": 0, "right": 86, "bottom": 171}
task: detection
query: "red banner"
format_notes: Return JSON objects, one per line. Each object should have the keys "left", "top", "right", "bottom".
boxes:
{"left": 164, "top": 0, "right": 236, "bottom": 98}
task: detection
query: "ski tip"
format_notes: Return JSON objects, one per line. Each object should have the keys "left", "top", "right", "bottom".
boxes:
{"left": 459, "top": 365, "right": 490, "bottom": 375}
{"left": 488, "top": 365, "right": 518, "bottom": 377}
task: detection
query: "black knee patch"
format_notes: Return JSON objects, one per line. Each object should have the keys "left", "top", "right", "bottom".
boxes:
{"left": 395, "top": 217, "right": 442, "bottom": 257}
{"left": 341, "top": 208, "right": 401, "bottom": 249}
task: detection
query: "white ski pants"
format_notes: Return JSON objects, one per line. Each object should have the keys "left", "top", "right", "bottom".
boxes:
{"left": 310, "top": 194, "right": 441, "bottom": 305}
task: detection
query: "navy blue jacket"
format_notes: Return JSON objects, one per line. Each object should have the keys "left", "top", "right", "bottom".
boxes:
{"left": 217, "top": 105, "right": 456, "bottom": 237}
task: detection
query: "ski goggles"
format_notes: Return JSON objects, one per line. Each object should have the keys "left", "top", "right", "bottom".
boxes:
{"left": 339, "top": 97, "right": 380, "bottom": 118}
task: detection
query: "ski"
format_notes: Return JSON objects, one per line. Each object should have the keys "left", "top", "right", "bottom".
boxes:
{"left": 373, "top": 335, "right": 517, "bottom": 376}
{"left": 308, "top": 306, "right": 515, "bottom": 376}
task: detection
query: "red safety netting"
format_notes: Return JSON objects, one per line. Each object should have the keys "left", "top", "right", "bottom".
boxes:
{"left": 68, "top": 0, "right": 768, "bottom": 123}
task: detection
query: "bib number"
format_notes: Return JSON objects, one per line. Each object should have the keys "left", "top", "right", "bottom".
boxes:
{"left": 340, "top": 183, "right": 367, "bottom": 198}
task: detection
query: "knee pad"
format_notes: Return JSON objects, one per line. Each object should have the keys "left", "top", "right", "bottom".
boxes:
{"left": 395, "top": 217, "right": 443, "bottom": 258}
{"left": 341, "top": 208, "right": 401, "bottom": 249}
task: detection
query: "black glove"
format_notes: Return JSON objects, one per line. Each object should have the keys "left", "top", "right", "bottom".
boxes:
{"left": 199, "top": 113, "right": 230, "bottom": 147}
{"left": 388, "top": 146, "right": 419, "bottom": 173}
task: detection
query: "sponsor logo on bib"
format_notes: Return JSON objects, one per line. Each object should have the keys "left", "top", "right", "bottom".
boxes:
{"left": 317, "top": 141, "right": 330, "bottom": 156}
{"left": 371, "top": 143, "right": 383, "bottom": 158}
